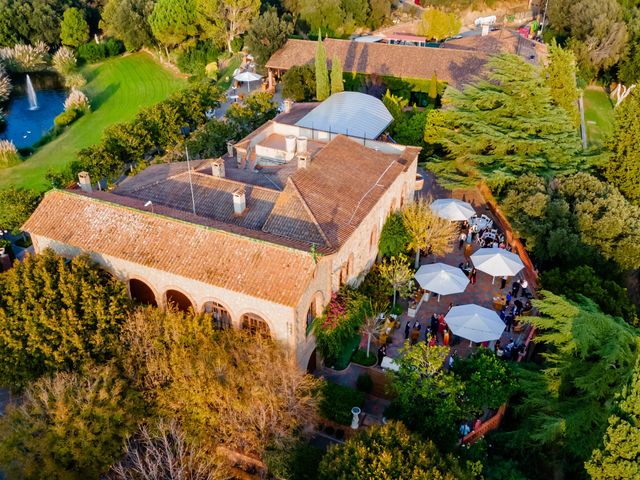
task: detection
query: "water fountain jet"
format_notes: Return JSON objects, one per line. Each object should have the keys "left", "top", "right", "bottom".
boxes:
{"left": 26, "top": 74, "right": 38, "bottom": 111}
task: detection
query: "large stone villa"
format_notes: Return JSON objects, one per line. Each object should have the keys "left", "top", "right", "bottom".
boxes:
{"left": 23, "top": 92, "right": 421, "bottom": 370}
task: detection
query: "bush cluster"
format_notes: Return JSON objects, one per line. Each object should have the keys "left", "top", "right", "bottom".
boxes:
{"left": 176, "top": 42, "right": 220, "bottom": 76}
{"left": 319, "top": 382, "right": 364, "bottom": 425}
{"left": 77, "top": 39, "right": 124, "bottom": 64}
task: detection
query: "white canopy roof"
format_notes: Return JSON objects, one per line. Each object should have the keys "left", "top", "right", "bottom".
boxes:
{"left": 470, "top": 248, "right": 525, "bottom": 278}
{"left": 295, "top": 91, "right": 393, "bottom": 139}
{"left": 414, "top": 263, "right": 469, "bottom": 297}
{"left": 429, "top": 198, "right": 476, "bottom": 221}
{"left": 445, "top": 304, "right": 505, "bottom": 343}
{"left": 234, "top": 71, "right": 262, "bottom": 82}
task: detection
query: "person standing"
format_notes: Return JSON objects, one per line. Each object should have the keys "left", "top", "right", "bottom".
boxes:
{"left": 464, "top": 243, "right": 473, "bottom": 258}
{"left": 443, "top": 328, "right": 450, "bottom": 346}
{"left": 500, "top": 275, "right": 508, "bottom": 289}
{"left": 511, "top": 280, "right": 521, "bottom": 297}
{"left": 505, "top": 312, "right": 514, "bottom": 332}
{"left": 470, "top": 268, "right": 477, "bottom": 285}
{"left": 377, "top": 344, "right": 386, "bottom": 366}
{"left": 430, "top": 314, "right": 439, "bottom": 337}
{"left": 521, "top": 279, "right": 529, "bottom": 297}
{"left": 458, "top": 232, "right": 466, "bottom": 250}
{"left": 404, "top": 321, "right": 411, "bottom": 340}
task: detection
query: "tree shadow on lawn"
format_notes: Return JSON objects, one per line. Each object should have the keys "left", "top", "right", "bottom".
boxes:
{"left": 89, "top": 82, "right": 120, "bottom": 111}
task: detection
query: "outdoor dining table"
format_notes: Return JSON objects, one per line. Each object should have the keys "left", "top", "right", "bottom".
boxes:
{"left": 492, "top": 295, "right": 506, "bottom": 311}
{"left": 470, "top": 216, "right": 491, "bottom": 231}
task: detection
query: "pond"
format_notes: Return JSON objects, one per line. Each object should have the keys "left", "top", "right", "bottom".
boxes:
{"left": 0, "top": 72, "right": 66, "bottom": 149}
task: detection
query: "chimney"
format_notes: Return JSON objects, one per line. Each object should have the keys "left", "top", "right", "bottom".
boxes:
{"left": 232, "top": 187, "right": 246, "bottom": 215}
{"left": 283, "top": 99, "right": 293, "bottom": 113}
{"left": 297, "top": 153, "right": 309, "bottom": 170}
{"left": 226, "top": 141, "right": 235, "bottom": 157}
{"left": 296, "top": 136, "right": 308, "bottom": 154}
{"left": 78, "top": 171, "right": 92, "bottom": 193}
{"left": 285, "top": 135, "right": 296, "bottom": 160}
{"left": 211, "top": 158, "right": 225, "bottom": 178}
{"left": 482, "top": 24, "right": 490, "bottom": 36}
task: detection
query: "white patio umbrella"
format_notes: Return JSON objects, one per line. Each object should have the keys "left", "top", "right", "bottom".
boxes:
{"left": 470, "top": 248, "right": 524, "bottom": 284}
{"left": 233, "top": 71, "right": 263, "bottom": 91}
{"left": 414, "top": 263, "right": 470, "bottom": 301}
{"left": 429, "top": 198, "right": 476, "bottom": 221}
{"left": 445, "top": 304, "right": 505, "bottom": 344}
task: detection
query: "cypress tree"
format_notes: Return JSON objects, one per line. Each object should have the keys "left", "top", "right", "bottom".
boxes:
{"left": 545, "top": 41, "right": 581, "bottom": 128}
{"left": 315, "top": 31, "right": 329, "bottom": 100}
{"left": 428, "top": 72, "right": 437, "bottom": 104}
{"left": 330, "top": 55, "right": 343, "bottom": 95}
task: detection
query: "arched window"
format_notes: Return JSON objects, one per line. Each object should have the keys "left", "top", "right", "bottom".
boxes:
{"left": 203, "top": 301, "right": 231, "bottom": 329}
{"left": 129, "top": 279, "right": 157, "bottom": 306}
{"left": 306, "top": 292, "right": 324, "bottom": 336}
{"left": 241, "top": 313, "right": 270, "bottom": 337}
{"left": 165, "top": 289, "right": 193, "bottom": 312}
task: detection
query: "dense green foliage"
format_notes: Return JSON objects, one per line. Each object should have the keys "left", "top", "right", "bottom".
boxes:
{"left": 245, "top": 7, "right": 293, "bottom": 67}
{"left": 77, "top": 38, "right": 124, "bottom": 63}
{"left": 540, "top": 265, "right": 639, "bottom": 327}
{"left": 507, "top": 292, "right": 639, "bottom": 478}
{"left": 186, "top": 119, "right": 235, "bottom": 159}
{"left": 0, "top": 365, "right": 142, "bottom": 479}
{"left": 76, "top": 83, "right": 222, "bottom": 182}
{"left": 454, "top": 347, "right": 516, "bottom": 414}
{"left": 318, "top": 421, "right": 478, "bottom": 480}
{"left": 225, "top": 92, "right": 278, "bottom": 139}
{"left": 149, "top": 0, "right": 197, "bottom": 48}
{"left": 313, "top": 288, "right": 369, "bottom": 363}
{"left": 100, "top": 0, "right": 155, "bottom": 51}
{"left": 545, "top": 41, "right": 580, "bottom": 127}
{"left": 282, "top": 64, "right": 316, "bottom": 101}
{"left": 388, "top": 343, "right": 465, "bottom": 450}
{"left": 548, "top": 0, "right": 628, "bottom": 80}
{"left": 586, "top": 356, "right": 640, "bottom": 479}
{"left": 319, "top": 382, "right": 364, "bottom": 425}
{"left": 425, "top": 54, "right": 582, "bottom": 187}
{"left": 0, "top": 187, "right": 41, "bottom": 233}
{"left": 0, "top": 250, "right": 132, "bottom": 389}
{"left": 603, "top": 89, "right": 640, "bottom": 205}
{"left": 315, "top": 35, "right": 329, "bottom": 101}
{"left": 60, "top": 7, "right": 89, "bottom": 48}
{"left": 502, "top": 172, "right": 640, "bottom": 272}
{"left": 290, "top": 0, "right": 392, "bottom": 36}
{"left": 330, "top": 55, "right": 344, "bottom": 95}
{"left": 0, "top": 0, "right": 74, "bottom": 47}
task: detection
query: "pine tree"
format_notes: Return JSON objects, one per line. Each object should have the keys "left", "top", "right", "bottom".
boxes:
{"left": 545, "top": 41, "right": 581, "bottom": 128}
{"left": 425, "top": 54, "right": 582, "bottom": 186}
{"left": 604, "top": 89, "right": 640, "bottom": 205}
{"left": 511, "top": 292, "right": 639, "bottom": 475}
{"left": 315, "top": 32, "right": 329, "bottom": 101}
{"left": 586, "top": 356, "right": 640, "bottom": 479}
{"left": 330, "top": 55, "right": 343, "bottom": 95}
{"left": 428, "top": 72, "right": 438, "bottom": 104}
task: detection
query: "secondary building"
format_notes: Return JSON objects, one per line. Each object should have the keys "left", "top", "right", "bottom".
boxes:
{"left": 23, "top": 93, "right": 421, "bottom": 370}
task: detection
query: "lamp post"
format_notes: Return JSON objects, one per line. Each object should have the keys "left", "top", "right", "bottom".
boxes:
{"left": 180, "top": 126, "right": 197, "bottom": 216}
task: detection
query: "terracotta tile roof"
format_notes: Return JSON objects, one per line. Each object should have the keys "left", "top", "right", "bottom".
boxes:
{"left": 441, "top": 30, "right": 520, "bottom": 54}
{"left": 23, "top": 190, "right": 317, "bottom": 307}
{"left": 262, "top": 179, "right": 328, "bottom": 246}
{"left": 115, "top": 164, "right": 279, "bottom": 230}
{"left": 266, "top": 38, "right": 489, "bottom": 88}
{"left": 284, "top": 135, "right": 420, "bottom": 247}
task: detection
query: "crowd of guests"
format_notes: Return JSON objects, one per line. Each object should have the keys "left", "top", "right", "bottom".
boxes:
{"left": 403, "top": 303, "right": 454, "bottom": 348}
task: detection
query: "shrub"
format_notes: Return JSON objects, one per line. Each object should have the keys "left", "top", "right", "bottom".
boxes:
{"left": 319, "top": 382, "right": 364, "bottom": 425}
{"left": 176, "top": 42, "right": 221, "bottom": 76}
{"left": 52, "top": 46, "right": 77, "bottom": 75}
{"left": 104, "top": 38, "right": 124, "bottom": 57}
{"left": 64, "top": 72, "right": 87, "bottom": 89}
{"left": 0, "top": 64, "right": 11, "bottom": 102}
{"left": 77, "top": 42, "right": 106, "bottom": 63}
{"left": 0, "top": 140, "right": 20, "bottom": 168}
{"left": 352, "top": 350, "right": 377, "bottom": 368}
{"left": 282, "top": 64, "right": 316, "bottom": 101}
{"left": 231, "top": 36, "right": 244, "bottom": 53}
{"left": 64, "top": 88, "right": 90, "bottom": 112}
{"left": 0, "top": 42, "right": 50, "bottom": 72}
{"left": 54, "top": 109, "right": 80, "bottom": 127}
{"left": 356, "top": 372, "right": 374, "bottom": 392}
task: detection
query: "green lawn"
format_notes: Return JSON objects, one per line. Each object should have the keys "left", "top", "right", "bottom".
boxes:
{"left": 583, "top": 87, "right": 614, "bottom": 149}
{"left": 1, "top": 52, "right": 186, "bottom": 191}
